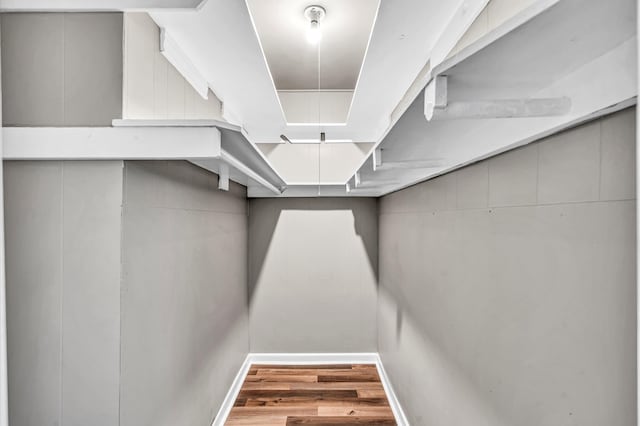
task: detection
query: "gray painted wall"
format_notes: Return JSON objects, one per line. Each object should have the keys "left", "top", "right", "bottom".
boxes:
{"left": 119, "top": 161, "right": 248, "bottom": 426}
{"left": 0, "top": 19, "right": 8, "bottom": 426}
{"left": 378, "top": 107, "right": 637, "bottom": 426}
{"left": 4, "top": 160, "right": 123, "bottom": 426}
{"left": 248, "top": 198, "right": 378, "bottom": 352}
{"left": 1, "top": 13, "right": 123, "bottom": 126}
{"left": 4, "top": 160, "right": 249, "bottom": 426}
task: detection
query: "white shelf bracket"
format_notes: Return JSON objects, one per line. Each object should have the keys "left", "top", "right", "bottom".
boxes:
{"left": 425, "top": 75, "right": 571, "bottom": 120}
{"left": 218, "top": 163, "right": 230, "bottom": 191}
{"left": 373, "top": 147, "right": 383, "bottom": 171}
{"left": 424, "top": 76, "right": 449, "bottom": 121}
{"left": 160, "top": 28, "right": 209, "bottom": 100}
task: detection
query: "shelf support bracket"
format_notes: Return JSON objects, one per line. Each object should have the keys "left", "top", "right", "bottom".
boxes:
{"left": 372, "top": 147, "right": 383, "bottom": 171}
{"left": 425, "top": 75, "right": 571, "bottom": 121}
{"left": 218, "top": 163, "right": 229, "bottom": 191}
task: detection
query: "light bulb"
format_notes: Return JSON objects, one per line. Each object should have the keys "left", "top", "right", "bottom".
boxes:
{"left": 307, "top": 20, "right": 321, "bottom": 45}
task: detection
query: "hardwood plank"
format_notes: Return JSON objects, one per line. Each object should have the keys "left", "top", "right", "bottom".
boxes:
{"left": 288, "top": 382, "right": 384, "bottom": 391}
{"left": 230, "top": 406, "right": 318, "bottom": 416}
{"left": 234, "top": 397, "right": 247, "bottom": 407}
{"left": 251, "top": 364, "right": 356, "bottom": 370}
{"left": 225, "top": 415, "right": 287, "bottom": 425}
{"left": 317, "top": 374, "right": 380, "bottom": 382}
{"left": 245, "top": 375, "right": 318, "bottom": 383}
{"left": 239, "top": 390, "right": 358, "bottom": 399}
{"left": 356, "top": 389, "right": 387, "bottom": 398}
{"left": 244, "top": 398, "right": 389, "bottom": 407}
{"left": 286, "top": 416, "right": 396, "bottom": 425}
{"left": 256, "top": 368, "right": 358, "bottom": 376}
{"left": 317, "top": 406, "right": 395, "bottom": 417}
{"left": 241, "top": 382, "right": 292, "bottom": 390}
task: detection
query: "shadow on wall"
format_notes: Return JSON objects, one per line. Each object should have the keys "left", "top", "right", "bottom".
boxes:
{"left": 247, "top": 197, "right": 379, "bottom": 304}
{"left": 377, "top": 108, "right": 637, "bottom": 425}
{"left": 120, "top": 161, "right": 249, "bottom": 426}
{"left": 246, "top": 197, "right": 379, "bottom": 353}
{"left": 378, "top": 202, "right": 636, "bottom": 424}
{"left": 378, "top": 286, "right": 511, "bottom": 426}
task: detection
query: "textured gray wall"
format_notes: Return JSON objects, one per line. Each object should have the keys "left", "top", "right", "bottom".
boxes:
{"left": 1, "top": 13, "right": 123, "bottom": 126}
{"left": 378, "top": 108, "right": 637, "bottom": 426}
{"left": 119, "top": 161, "right": 248, "bottom": 426}
{"left": 3, "top": 161, "right": 123, "bottom": 426}
{"left": 248, "top": 198, "right": 378, "bottom": 353}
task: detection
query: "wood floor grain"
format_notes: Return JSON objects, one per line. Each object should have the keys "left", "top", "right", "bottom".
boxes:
{"left": 226, "top": 364, "right": 397, "bottom": 426}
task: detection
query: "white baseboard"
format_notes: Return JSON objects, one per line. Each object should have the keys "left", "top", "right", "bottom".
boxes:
{"left": 212, "top": 353, "right": 408, "bottom": 426}
{"left": 374, "top": 354, "right": 410, "bottom": 426}
{"left": 211, "top": 354, "right": 252, "bottom": 426}
{"left": 249, "top": 352, "right": 379, "bottom": 365}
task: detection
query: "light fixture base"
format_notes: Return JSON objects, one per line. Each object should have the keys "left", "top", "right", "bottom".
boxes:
{"left": 304, "top": 5, "right": 326, "bottom": 22}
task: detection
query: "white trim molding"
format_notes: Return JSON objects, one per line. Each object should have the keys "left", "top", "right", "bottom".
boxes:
{"left": 0, "top": 0, "right": 206, "bottom": 11}
{"left": 248, "top": 352, "right": 379, "bottom": 365}
{"left": 2, "top": 126, "right": 221, "bottom": 160}
{"left": 212, "top": 353, "right": 409, "bottom": 426}
{"left": 375, "top": 354, "right": 410, "bottom": 426}
{"left": 2, "top": 126, "right": 284, "bottom": 195}
{"left": 212, "top": 354, "right": 253, "bottom": 426}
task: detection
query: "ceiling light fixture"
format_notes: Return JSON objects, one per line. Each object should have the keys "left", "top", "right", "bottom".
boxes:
{"left": 304, "top": 5, "right": 326, "bottom": 45}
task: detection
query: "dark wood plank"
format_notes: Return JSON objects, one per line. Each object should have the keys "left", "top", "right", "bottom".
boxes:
{"left": 317, "top": 406, "right": 394, "bottom": 417}
{"left": 243, "top": 398, "right": 389, "bottom": 408}
{"left": 245, "top": 375, "right": 318, "bottom": 383}
{"left": 317, "top": 374, "right": 380, "bottom": 383}
{"left": 234, "top": 397, "right": 247, "bottom": 407}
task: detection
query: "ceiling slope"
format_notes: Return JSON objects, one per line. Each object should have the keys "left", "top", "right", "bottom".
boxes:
{"left": 151, "top": 0, "right": 472, "bottom": 144}
{"left": 339, "top": 0, "right": 637, "bottom": 198}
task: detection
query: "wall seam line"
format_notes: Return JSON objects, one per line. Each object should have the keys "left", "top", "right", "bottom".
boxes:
{"left": 118, "top": 161, "right": 125, "bottom": 426}
{"left": 59, "top": 161, "right": 65, "bottom": 426}
{"left": 62, "top": 15, "right": 66, "bottom": 125}
{"left": 535, "top": 140, "right": 540, "bottom": 204}
{"left": 598, "top": 121, "right": 604, "bottom": 201}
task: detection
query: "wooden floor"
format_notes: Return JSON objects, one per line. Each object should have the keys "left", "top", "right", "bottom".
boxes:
{"left": 226, "top": 364, "right": 397, "bottom": 425}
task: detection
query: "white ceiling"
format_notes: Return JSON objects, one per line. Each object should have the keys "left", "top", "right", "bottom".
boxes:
{"left": 151, "top": 0, "right": 636, "bottom": 198}
{"left": 8, "top": 0, "right": 636, "bottom": 198}
{"left": 246, "top": 0, "right": 379, "bottom": 91}
{"left": 151, "top": 0, "right": 467, "bottom": 143}
{"left": 341, "top": 0, "right": 638, "bottom": 197}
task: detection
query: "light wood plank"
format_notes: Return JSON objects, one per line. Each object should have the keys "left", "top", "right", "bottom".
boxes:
{"left": 356, "top": 389, "right": 388, "bottom": 398}
{"left": 225, "top": 415, "right": 287, "bottom": 426}
{"left": 289, "top": 382, "right": 384, "bottom": 390}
